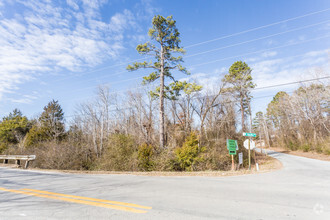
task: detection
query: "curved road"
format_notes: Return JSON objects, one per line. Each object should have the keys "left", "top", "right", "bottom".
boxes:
{"left": 0, "top": 150, "right": 329, "bottom": 219}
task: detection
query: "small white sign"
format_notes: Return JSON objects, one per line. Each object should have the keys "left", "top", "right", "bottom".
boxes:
{"left": 243, "top": 139, "right": 255, "bottom": 150}
{"left": 238, "top": 152, "right": 243, "bottom": 165}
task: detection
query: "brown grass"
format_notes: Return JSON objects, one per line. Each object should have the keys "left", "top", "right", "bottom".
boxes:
{"left": 0, "top": 154, "right": 282, "bottom": 177}
{"left": 270, "top": 147, "right": 330, "bottom": 162}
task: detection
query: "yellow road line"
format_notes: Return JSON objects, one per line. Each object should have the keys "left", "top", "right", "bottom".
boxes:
{"left": 21, "top": 188, "right": 151, "bottom": 210}
{"left": 0, "top": 187, "right": 148, "bottom": 213}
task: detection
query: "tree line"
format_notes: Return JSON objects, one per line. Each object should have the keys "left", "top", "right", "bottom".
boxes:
{"left": 0, "top": 15, "right": 328, "bottom": 171}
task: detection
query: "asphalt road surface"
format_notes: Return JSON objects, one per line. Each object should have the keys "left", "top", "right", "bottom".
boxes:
{"left": 1, "top": 150, "right": 329, "bottom": 220}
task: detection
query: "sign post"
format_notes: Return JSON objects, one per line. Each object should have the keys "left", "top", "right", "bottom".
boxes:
{"left": 238, "top": 152, "right": 243, "bottom": 165}
{"left": 238, "top": 152, "right": 243, "bottom": 169}
{"left": 227, "top": 139, "right": 238, "bottom": 170}
{"left": 243, "top": 133, "right": 256, "bottom": 170}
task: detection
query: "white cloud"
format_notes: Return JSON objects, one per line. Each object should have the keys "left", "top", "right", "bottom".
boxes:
{"left": 67, "top": 0, "right": 79, "bottom": 11}
{"left": 261, "top": 51, "right": 277, "bottom": 58}
{"left": 265, "top": 39, "right": 276, "bottom": 46}
{"left": 109, "top": 9, "right": 135, "bottom": 33}
{"left": 179, "top": 73, "right": 222, "bottom": 94}
{"left": 0, "top": 0, "right": 137, "bottom": 101}
{"left": 251, "top": 49, "right": 329, "bottom": 92}
{"left": 304, "top": 49, "right": 329, "bottom": 57}
{"left": 7, "top": 94, "right": 39, "bottom": 104}
{"left": 214, "top": 67, "right": 227, "bottom": 75}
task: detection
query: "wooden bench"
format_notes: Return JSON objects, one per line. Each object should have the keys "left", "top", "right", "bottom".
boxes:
{"left": 0, "top": 155, "right": 36, "bottom": 169}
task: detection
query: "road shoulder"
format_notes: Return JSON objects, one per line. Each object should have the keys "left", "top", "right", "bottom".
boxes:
{"left": 0, "top": 154, "right": 282, "bottom": 177}
{"left": 270, "top": 147, "right": 330, "bottom": 162}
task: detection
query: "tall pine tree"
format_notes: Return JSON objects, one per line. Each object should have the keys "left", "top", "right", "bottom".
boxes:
{"left": 127, "top": 15, "right": 189, "bottom": 148}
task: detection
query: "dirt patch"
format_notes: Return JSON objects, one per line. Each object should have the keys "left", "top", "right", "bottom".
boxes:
{"left": 0, "top": 155, "right": 282, "bottom": 176}
{"left": 270, "top": 147, "right": 330, "bottom": 162}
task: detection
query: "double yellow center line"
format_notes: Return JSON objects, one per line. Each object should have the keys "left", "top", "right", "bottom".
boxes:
{"left": 0, "top": 187, "right": 151, "bottom": 213}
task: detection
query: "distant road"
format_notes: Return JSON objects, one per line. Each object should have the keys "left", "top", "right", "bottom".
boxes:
{"left": 1, "top": 150, "right": 329, "bottom": 220}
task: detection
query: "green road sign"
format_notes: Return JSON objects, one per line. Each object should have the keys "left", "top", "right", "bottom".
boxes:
{"left": 227, "top": 139, "right": 237, "bottom": 150}
{"left": 227, "top": 139, "right": 238, "bottom": 155}
{"left": 243, "top": 132, "right": 256, "bottom": 137}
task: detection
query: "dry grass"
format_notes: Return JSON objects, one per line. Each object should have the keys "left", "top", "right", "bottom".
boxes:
{"left": 1, "top": 154, "right": 282, "bottom": 177}
{"left": 270, "top": 147, "right": 330, "bottom": 162}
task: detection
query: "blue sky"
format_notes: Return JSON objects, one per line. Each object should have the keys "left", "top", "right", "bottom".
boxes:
{"left": 0, "top": 0, "right": 329, "bottom": 119}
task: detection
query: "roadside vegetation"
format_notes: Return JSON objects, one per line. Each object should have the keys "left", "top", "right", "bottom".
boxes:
{"left": 260, "top": 84, "right": 330, "bottom": 155}
{"left": 0, "top": 15, "right": 328, "bottom": 171}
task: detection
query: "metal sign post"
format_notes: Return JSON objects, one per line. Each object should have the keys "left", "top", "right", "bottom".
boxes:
{"left": 248, "top": 137, "right": 251, "bottom": 170}
{"left": 243, "top": 133, "right": 256, "bottom": 170}
{"left": 238, "top": 152, "right": 243, "bottom": 169}
{"left": 238, "top": 152, "right": 243, "bottom": 165}
{"left": 227, "top": 139, "right": 238, "bottom": 170}
{"left": 231, "top": 155, "right": 234, "bottom": 171}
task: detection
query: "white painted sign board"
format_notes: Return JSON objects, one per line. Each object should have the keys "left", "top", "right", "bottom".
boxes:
{"left": 238, "top": 152, "right": 243, "bottom": 165}
{"left": 243, "top": 139, "right": 255, "bottom": 150}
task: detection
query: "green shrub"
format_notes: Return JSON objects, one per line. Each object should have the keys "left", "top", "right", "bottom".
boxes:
{"left": 138, "top": 144, "right": 154, "bottom": 171}
{"left": 174, "top": 132, "right": 205, "bottom": 171}
{"left": 315, "top": 145, "right": 323, "bottom": 154}
{"left": 24, "top": 125, "right": 50, "bottom": 147}
{"left": 201, "top": 140, "right": 233, "bottom": 171}
{"left": 287, "top": 141, "right": 298, "bottom": 151}
{"left": 324, "top": 148, "right": 330, "bottom": 155}
{"left": 0, "top": 142, "right": 8, "bottom": 153}
{"left": 97, "top": 134, "right": 138, "bottom": 171}
{"left": 301, "top": 144, "right": 310, "bottom": 152}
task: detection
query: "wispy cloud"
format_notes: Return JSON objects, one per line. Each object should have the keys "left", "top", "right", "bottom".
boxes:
{"left": 0, "top": 0, "right": 139, "bottom": 101}
{"left": 261, "top": 51, "right": 277, "bottom": 58}
{"left": 251, "top": 49, "right": 329, "bottom": 92}
{"left": 183, "top": 49, "right": 329, "bottom": 96}
{"left": 7, "top": 94, "right": 39, "bottom": 104}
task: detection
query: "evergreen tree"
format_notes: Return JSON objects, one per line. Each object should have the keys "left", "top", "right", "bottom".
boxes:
{"left": 223, "top": 61, "right": 256, "bottom": 132}
{"left": 127, "top": 15, "right": 189, "bottom": 148}
{"left": 39, "top": 99, "right": 65, "bottom": 141}
{"left": 0, "top": 109, "right": 31, "bottom": 152}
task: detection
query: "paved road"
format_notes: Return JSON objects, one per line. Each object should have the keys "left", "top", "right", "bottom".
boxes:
{"left": 1, "top": 150, "right": 330, "bottom": 220}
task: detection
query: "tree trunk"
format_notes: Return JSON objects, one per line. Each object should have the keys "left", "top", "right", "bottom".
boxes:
{"left": 159, "top": 45, "right": 165, "bottom": 148}
{"left": 240, "top": 97, "right": 245, "bottom": 132}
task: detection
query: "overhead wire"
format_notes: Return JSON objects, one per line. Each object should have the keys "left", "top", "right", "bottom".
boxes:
{"left": 58, "top": 76, "right": 329, "bottom": 119}
{"left": 184, "top": 19, "right": 330, "bottom": 59}
{"left": 54, "top": 45, "right": 330, "bottom": 103}
{"left": 189, "top": 35, "right": 330, "bottom": 68}
{"left": 50, "top": 27, "right": 330, "bottom": 98}
{"left": 11, "top": 8, "right": 330, "bottom": 107}
{"left": 51, "top": 8, "right": 330, "bottom": 82}
{"left": 61, "top": 19, "right": 330, "bottom": 88}
{"left": 185, "top": 8, "right": 330, "bottom": 48}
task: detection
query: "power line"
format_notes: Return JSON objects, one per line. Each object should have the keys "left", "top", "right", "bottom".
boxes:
{"left": 53, "top": 60, "right": 148, "bottom": 83}
{"left": 184, "top": 20, "right": 330, "bottom": 59}
{"left": 59, "top": 20, "right": 330, "bottom": 89}
{"left": 59, "top": 82, "right": 158, "bottom": 103}
{"left": 60, "top": 93, "right": 290, "bottom": 119}
{"left": 185, "top": 8, "right": 330, "bottom": 48}
{"left": 253, "top": 76, "right": 330, "bottom": 90}
{"left": 53, "top": 31, "right": 330, "bottom": 95}
{"left": 189, "top": 35, "right": 330, "bottom": 68}
{"left": 188, "top": 76, "right": 329, "bottom": 103}
{"left": 59, "top": 76, "right": 328, "bottom": 119}
{"left": 14, "top": 11, "right": 329, "bottom": 103}
{"left": 64, "top": 75, "right": 143, "bottom": 94}
{"left": 56, "top": 48, "right": 329, "bottom": 103}
{"left": 51, "top": 8, "right": 330, "bottom": 82}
